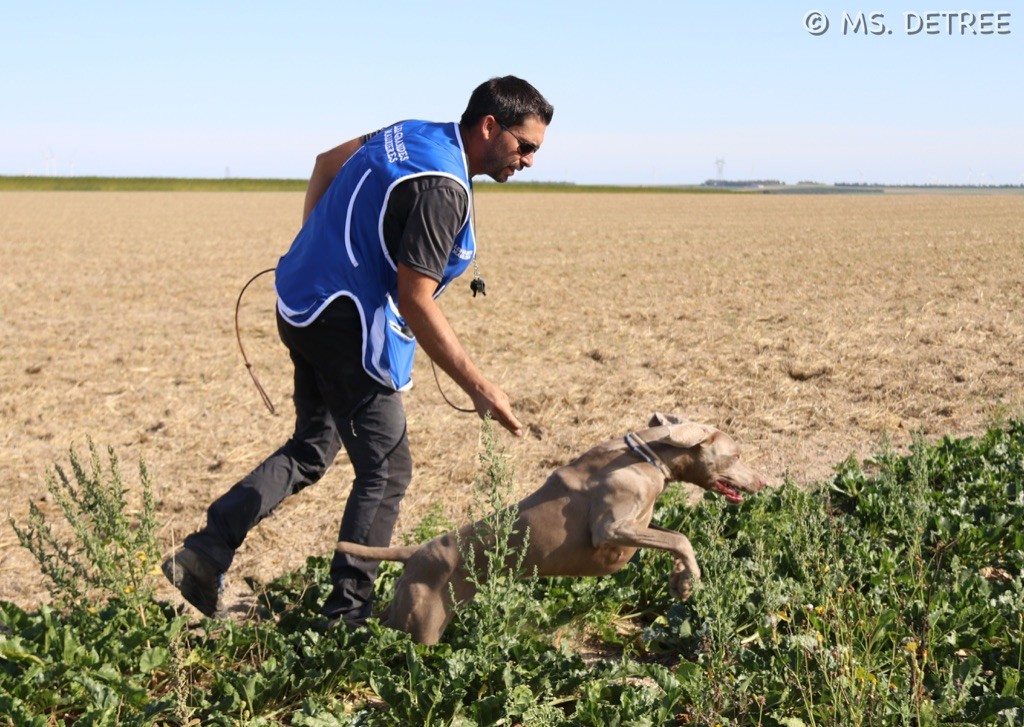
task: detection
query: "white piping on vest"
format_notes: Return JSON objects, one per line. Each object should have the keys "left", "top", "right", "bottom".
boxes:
{"left": 345, "top": 168, "right": 373, "bottom": 268}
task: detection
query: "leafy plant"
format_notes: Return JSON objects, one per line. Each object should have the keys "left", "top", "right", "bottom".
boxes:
{"left": 9, "top": 440, "right": 161, "bottom": 615}
{"left": 401, "top": 502, "right": 455, "bottom": 546}
{"left": 448, "top": 416, "right": 547, "bottom": 651}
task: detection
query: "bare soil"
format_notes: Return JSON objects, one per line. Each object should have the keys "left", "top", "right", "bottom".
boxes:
{"left": 2, "top": 190, "right": 1022, "bottom": 611}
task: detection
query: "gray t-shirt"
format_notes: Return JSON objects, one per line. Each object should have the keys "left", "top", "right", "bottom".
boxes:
{"left": 383, "top": 175, "right": 470, "bottom": 283}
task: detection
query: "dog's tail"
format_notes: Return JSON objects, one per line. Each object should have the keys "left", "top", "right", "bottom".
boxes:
{"left": 335, "top": 540, "right": 418, "bottom": 563}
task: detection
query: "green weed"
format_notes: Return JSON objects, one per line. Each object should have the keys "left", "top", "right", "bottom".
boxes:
{"left": 9, "top": 440, "right": 161, "bottom": 615}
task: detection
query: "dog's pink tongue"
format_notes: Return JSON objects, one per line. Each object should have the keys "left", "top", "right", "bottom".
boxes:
{"left": 714, "top": 481, "right": 745, "bottom": 504}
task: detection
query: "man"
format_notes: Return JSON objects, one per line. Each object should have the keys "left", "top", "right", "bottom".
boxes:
{"left": 163, "top": 76, "right": 554, "bottom": 627}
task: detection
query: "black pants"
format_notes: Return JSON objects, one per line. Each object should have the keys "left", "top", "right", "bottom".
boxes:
{"left": 184, "top": 297, "right": 413, "bottom": 623}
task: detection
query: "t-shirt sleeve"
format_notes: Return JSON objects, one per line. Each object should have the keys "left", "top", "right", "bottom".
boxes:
{"left": 386, "top": 176, "right": 469, "bottom": 282}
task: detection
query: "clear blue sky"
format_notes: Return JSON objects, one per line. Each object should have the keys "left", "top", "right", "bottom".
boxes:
{"left": 3, "top": 1, "right": 1020, "bottom": 185}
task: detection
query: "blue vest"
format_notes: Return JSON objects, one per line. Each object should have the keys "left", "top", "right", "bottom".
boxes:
{"left": 275, "top": 121, "right": 475, "bottom": 391}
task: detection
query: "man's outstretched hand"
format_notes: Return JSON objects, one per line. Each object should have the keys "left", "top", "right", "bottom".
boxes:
{"left": 471, "top": 379, "right": 523, "bottom": 437}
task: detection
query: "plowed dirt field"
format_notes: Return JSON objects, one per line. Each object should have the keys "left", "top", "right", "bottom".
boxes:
{"left": 2, "top": 190, "right": 1021, "bottom": 610}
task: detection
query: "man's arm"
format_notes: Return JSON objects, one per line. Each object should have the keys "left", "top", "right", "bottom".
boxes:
{"left": 302, "top": 136, "right": 366, "bottom": 224}
{"left": 396, "top": 263, "right": 523, "bottom": 437}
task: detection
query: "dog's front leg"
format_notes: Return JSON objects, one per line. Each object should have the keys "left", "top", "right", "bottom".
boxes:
{"left": 647, "top": 524, "right": 701, "bottom": 600}
{"left": 592, "top": 520, "right": 701, "bottom": 600}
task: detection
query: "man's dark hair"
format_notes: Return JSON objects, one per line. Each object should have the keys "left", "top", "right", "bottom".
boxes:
{"left": 460, "top": 76, "right": 554, "bottom": 128}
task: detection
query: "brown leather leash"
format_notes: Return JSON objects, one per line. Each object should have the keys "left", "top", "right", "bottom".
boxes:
{"left": 234, "top": 267, "right": 278, "bottom": 415}
{"left": 235, "top": 267, "right": 475, "bottom": 416}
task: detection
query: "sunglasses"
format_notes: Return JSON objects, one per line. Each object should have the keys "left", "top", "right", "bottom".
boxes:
{"left": 499, "top": 123, "right": 540, "bottom": 156}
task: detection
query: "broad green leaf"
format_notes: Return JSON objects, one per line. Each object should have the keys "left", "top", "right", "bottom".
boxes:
{"left": 138, "top": 646, "right": 170, "bottom": 673}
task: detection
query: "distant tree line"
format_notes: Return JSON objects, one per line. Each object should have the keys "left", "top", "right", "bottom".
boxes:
{"left": 702, "top": 179, "right": 1024, "bottom": 189}
{"left": 836, "top": 181, "right": 1024, "bottom": 189}
{"left": 702, "top": 179, "right": 783, "bottom": 188}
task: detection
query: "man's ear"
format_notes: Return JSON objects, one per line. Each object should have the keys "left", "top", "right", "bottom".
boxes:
{"left": 481, "top": 114, "right": 500, "bottom": 141}
{"left": 649, "top": 412, "right": 690, "bottom": 427}
{"left": 658, "top": 422, "right": 715, "bottom": 449}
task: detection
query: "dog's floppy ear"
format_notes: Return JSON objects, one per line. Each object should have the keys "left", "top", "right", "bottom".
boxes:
{"left": 649, "top": 412, "right": 689, "bottom": 427}
{"left": 658, "top": 422, "right": 715, "bottom": 449}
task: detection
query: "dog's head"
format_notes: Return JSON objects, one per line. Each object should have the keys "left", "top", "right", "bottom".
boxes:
{"left": 646, "top": 412, "right": 767, "bottom": 503}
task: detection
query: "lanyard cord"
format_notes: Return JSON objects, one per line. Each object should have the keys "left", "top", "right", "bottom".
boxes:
{"left": 430, "top": 360, "right": 475, "bottom": 413}
{"left": 429, "top": 180, "right": 482, "bottom": 414}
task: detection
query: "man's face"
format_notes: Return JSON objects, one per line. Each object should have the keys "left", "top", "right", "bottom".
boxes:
{"left": 480, "top": 115, "right": 547, "bottom": 183}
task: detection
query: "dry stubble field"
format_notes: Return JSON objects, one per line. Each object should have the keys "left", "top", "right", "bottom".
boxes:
{"left": 2, "top": 190, "right": 1022, "bottom": 612}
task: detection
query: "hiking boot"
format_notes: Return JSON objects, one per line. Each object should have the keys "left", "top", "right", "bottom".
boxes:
{"left": 162, "top": 547, "right": 225, "bottom": 618}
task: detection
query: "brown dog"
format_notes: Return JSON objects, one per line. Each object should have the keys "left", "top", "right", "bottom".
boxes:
{"left": 336, "top": 413, "right": 767, "bottom": 644}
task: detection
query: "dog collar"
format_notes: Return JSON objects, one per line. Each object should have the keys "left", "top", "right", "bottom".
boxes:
{"left": 624, "top": 432, "right": 673, "bottom": 481}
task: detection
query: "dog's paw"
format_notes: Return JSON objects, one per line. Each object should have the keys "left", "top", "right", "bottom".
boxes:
{"left": 670, "top": 561, "right": 700, "bottom": 600}
{"left": 670, "top": 574, "right": 693, "bottom": 600}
